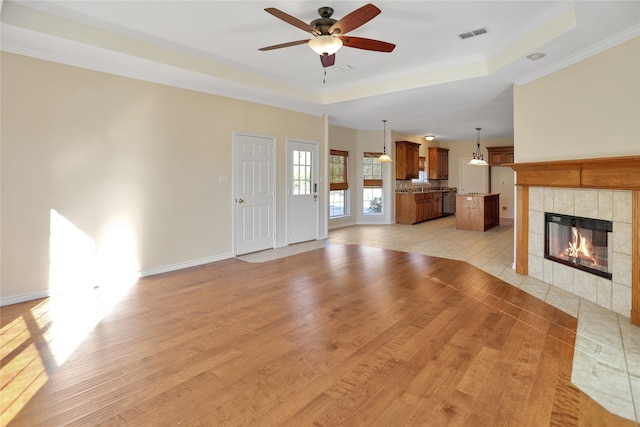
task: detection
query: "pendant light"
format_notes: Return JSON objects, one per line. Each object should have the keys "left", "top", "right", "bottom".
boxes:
{"left": 378, "top": 119, "right": 393, "bottom": 162}
{"left": 468, "top": 127, "right": 488, "bottom": 166}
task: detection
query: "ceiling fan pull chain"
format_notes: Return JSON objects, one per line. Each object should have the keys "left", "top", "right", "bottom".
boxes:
{"left": 323, "top": 69, "right": 326, "bottom": 84}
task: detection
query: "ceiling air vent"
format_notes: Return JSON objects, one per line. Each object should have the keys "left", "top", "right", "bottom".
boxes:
{"left": 332, "top": 65, "right": 353, "bottom": 73}
{"left": 458, "top": 27, "right": 488, "bottom": 40}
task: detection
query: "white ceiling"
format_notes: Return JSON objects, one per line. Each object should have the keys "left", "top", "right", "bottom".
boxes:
{"left": 1, "top": 1, "right": 639, "bottom": 141}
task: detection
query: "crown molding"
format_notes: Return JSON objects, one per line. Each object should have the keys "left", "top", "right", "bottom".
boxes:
{"left": 515, "top": 24, "right": 640, "bottom": 86}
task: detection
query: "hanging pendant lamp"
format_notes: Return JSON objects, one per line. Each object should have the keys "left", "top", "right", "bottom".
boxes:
{"left": 468, "top": 127, "right": 488, "bottom": 165}
{"left": 378, "top": 120, "right": 393, "bottom": 162}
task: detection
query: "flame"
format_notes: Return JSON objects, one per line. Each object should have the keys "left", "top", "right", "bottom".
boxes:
{"left": 562, "top": 227, "right": 596, "bottom": 264}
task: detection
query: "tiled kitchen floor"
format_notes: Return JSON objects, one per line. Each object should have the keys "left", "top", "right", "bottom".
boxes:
{"left": 238, "top": 215, "right": 640, "bottom": 422}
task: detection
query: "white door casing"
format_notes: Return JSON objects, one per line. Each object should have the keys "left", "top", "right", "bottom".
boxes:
{"left": 234, "top": 132, "right": 275, "bottom": 255}
{"left": 288, "top": 140, "right": 318, "bottom": 244}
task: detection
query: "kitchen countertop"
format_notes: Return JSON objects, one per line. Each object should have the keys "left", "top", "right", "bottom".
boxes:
{"left": 456, "top": 193, "right": 500, "bottom": 197}
{"left": 396, "top": 188, "right": 457, "bottom": 194}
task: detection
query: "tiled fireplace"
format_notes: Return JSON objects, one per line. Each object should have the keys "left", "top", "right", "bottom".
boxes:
{"left": 510, "top": 156, "right": 640, "bottom": 325}
{"left": 528, "top": 187, "right": 633, "bottom": 315}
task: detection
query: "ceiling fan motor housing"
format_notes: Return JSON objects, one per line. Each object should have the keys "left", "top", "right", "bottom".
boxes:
{"left": 309, "top": 18, "right": 337, "bottom": 35}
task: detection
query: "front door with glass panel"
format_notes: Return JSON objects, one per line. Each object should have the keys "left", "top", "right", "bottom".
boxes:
{"left": 288, "top": 140, "right": 318, "bottom": 244}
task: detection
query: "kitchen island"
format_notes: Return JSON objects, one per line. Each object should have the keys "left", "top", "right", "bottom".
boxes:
{"left": 455, "top": 193, "right": 500, "bottom": 231}
{"left": 396, "top": 189, "right": 456, "bottom": 225}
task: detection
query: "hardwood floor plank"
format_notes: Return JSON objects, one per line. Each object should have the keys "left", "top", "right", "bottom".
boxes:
{"left": 2, "top": 245, "right": 634, "bottom": 426}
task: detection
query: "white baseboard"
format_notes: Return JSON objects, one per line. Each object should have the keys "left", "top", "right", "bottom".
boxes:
{"left": 0, "top": 253, "right": 235, "bottom": 306}
{"left": 0, "top": 289, "right": 50, "bottom": 307}
{"left": 139, "top": 252, "right": 234, "bottom": 277}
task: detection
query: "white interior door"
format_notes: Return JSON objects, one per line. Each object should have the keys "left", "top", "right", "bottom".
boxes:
{"left": 288, "top": 140, "right": 318, "bottom": 244}
{"left": 460, "top": 157, "right": 489, "bottom": 194}
{"left": 235, "top": 133, "right": 275, "bottom": 255}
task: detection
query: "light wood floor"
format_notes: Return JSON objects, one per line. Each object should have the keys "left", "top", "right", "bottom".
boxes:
{"left": 2, "top": 245, "right": 636, "bottom": 426}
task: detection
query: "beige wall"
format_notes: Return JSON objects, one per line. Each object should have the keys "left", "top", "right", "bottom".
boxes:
{"left": 1, "top": 52, "right": 325, "bottom": 302}
{"left": 328, "top": 124, "right": 358, "bottom": 229}
{"left": 514, "top": 37, "right": 640, "bottom": 162}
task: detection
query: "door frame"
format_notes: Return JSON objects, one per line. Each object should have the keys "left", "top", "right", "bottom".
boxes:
{"left": 286, "top": 138, "right": 319, "bottom": 245}
{"left": 232, "top": 131, "right": 277, "bottom": 255}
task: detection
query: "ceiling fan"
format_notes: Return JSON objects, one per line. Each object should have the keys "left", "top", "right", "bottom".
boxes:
{"left": 259, "top": 3, "right": 395, "bottom": 68}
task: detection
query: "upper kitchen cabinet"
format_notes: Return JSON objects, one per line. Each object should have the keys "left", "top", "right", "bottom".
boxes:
{"left": 428, "top": 147, "right": 449, "bottom": 180}
{"left": 395, "top": 141, "right": 421, "bottom": 180}
{"left": 486, "top": 146, "right": 514, "bottom": 166}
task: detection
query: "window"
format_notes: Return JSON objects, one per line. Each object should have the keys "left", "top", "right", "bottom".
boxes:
{"left": 363, "top": 152, "right": 383, "bottom": 214}
{"left": 292, "top": 149, "right": 312, "bottom": 195}
{"left": 418, "top": 156, "right": 427, "bottom": 182}
{"left": 329, "top": 150, "right": 348, "bottom": 218}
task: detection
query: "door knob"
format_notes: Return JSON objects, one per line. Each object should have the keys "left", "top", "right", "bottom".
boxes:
{"left": 238, "top": 198, "right": 244, "bottom": 203}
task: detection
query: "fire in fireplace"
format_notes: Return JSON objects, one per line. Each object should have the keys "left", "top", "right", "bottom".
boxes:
{"left": 544, "top": 212, "right": 613, "bottom": 279}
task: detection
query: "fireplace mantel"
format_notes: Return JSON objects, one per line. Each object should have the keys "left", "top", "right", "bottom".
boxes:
{"left": 508, "top": 156, "right": 640, "bottom": 325}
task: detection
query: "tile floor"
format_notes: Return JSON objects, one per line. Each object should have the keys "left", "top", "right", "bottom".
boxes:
{"left": 238, "top": 216, "right": 640, "bottom": 422}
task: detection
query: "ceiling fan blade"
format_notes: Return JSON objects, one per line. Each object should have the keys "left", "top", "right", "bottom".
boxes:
{"left": 264, "top": 8, "right": 320, "bottom": 35}
{"left": 320, "top": 54, "right": 335, "bottom": 68}
{"left": 341, "top": 36, "right": 395, "bottom": 52}
{"left": 259, "top": 39, "right": 310, "bottom": 51}
{"left": 329, "top": 3, "right": 381, "bottom": 35}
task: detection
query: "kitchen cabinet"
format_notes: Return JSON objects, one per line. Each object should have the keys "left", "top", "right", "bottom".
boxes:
{"left": 428, "top": 147, "right": 449, "bottom": 180}
{"left": 455, "top": 193, "right": 500, "bottom": 231}
{"left": 395, "top": 141, "right": 421, "bottom": 180}
{"left": 396, "top": 191, "right": 444, "bottom": 224}
{"left": 486, "top": 146, "right": 514, "bottom": 166}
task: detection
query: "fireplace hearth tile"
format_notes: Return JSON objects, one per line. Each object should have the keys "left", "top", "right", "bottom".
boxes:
{"left": 543, "top": 259, "right": 554, "bottom": 284}
{"left": 545, "top": 286, "right": 579, "bottom": 317}
{"left": 529, "top": 187, "right": 544, "bottom": 211}
{"left": 497, "top": 267, "right": 526, "bottom": 288}
{"left": 613, "top": 252, "right": 633, "bottom": 286}
{"left": 574, "top": 269, "right": 598, "bottom": 303}
{"left": 630, "top": 377, "right": 640, "bottom": 422}
{"left": 619, "top": 319, "right": 640, "bottom": 356}
{"left": 553, "top": 263, "right": 575, "bottom": 293}
{"left": 577, "top": 301, "right": 624, "bottom": 348}
{"left": 528, "top": 211, "right": 544, "bottom": 236}
{"left": 597, "top": 190, "right": 613, "bottom": 220}
{"left": 528, "top": 254, "right": 544, "bottom": 281}
{"left": 519, "top": 277, "right": 550, "bottom": 301}
{"left": 613, "top": 221, "right": 633, "bottom": 255}
{"left": 612, "top": 282, "right": 632, "bottom": 315}
{"left": 543, "top": 188, "right": 554, "bottom": 212}
{"left": 572, "top": 301, "right": 636, "bottom": 421}
{"left": 571, "top": 357, "right": 635, "bottom": 421}
{"left": 554, "top": 188, "right": 575, "bottom": 215}
{"left": 596, "top": 277, "right": 613, "bottom": 309}
{"left": 613, "top": 191, "right": 633, "bottom": 223}
{"left": 529, "top": 231, "right": 543, "bottom": 256}
{"left": 575, "top": 189, "right": 598, "bottom": 219}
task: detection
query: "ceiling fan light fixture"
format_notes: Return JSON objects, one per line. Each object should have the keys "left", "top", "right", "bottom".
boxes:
{"left": 309, "top": 35, "right": 343, "bottom": 56}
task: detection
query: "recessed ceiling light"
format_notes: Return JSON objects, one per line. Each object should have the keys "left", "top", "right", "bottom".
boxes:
{"left": 526, "top": 52, "right": 546, "bottom": 61}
